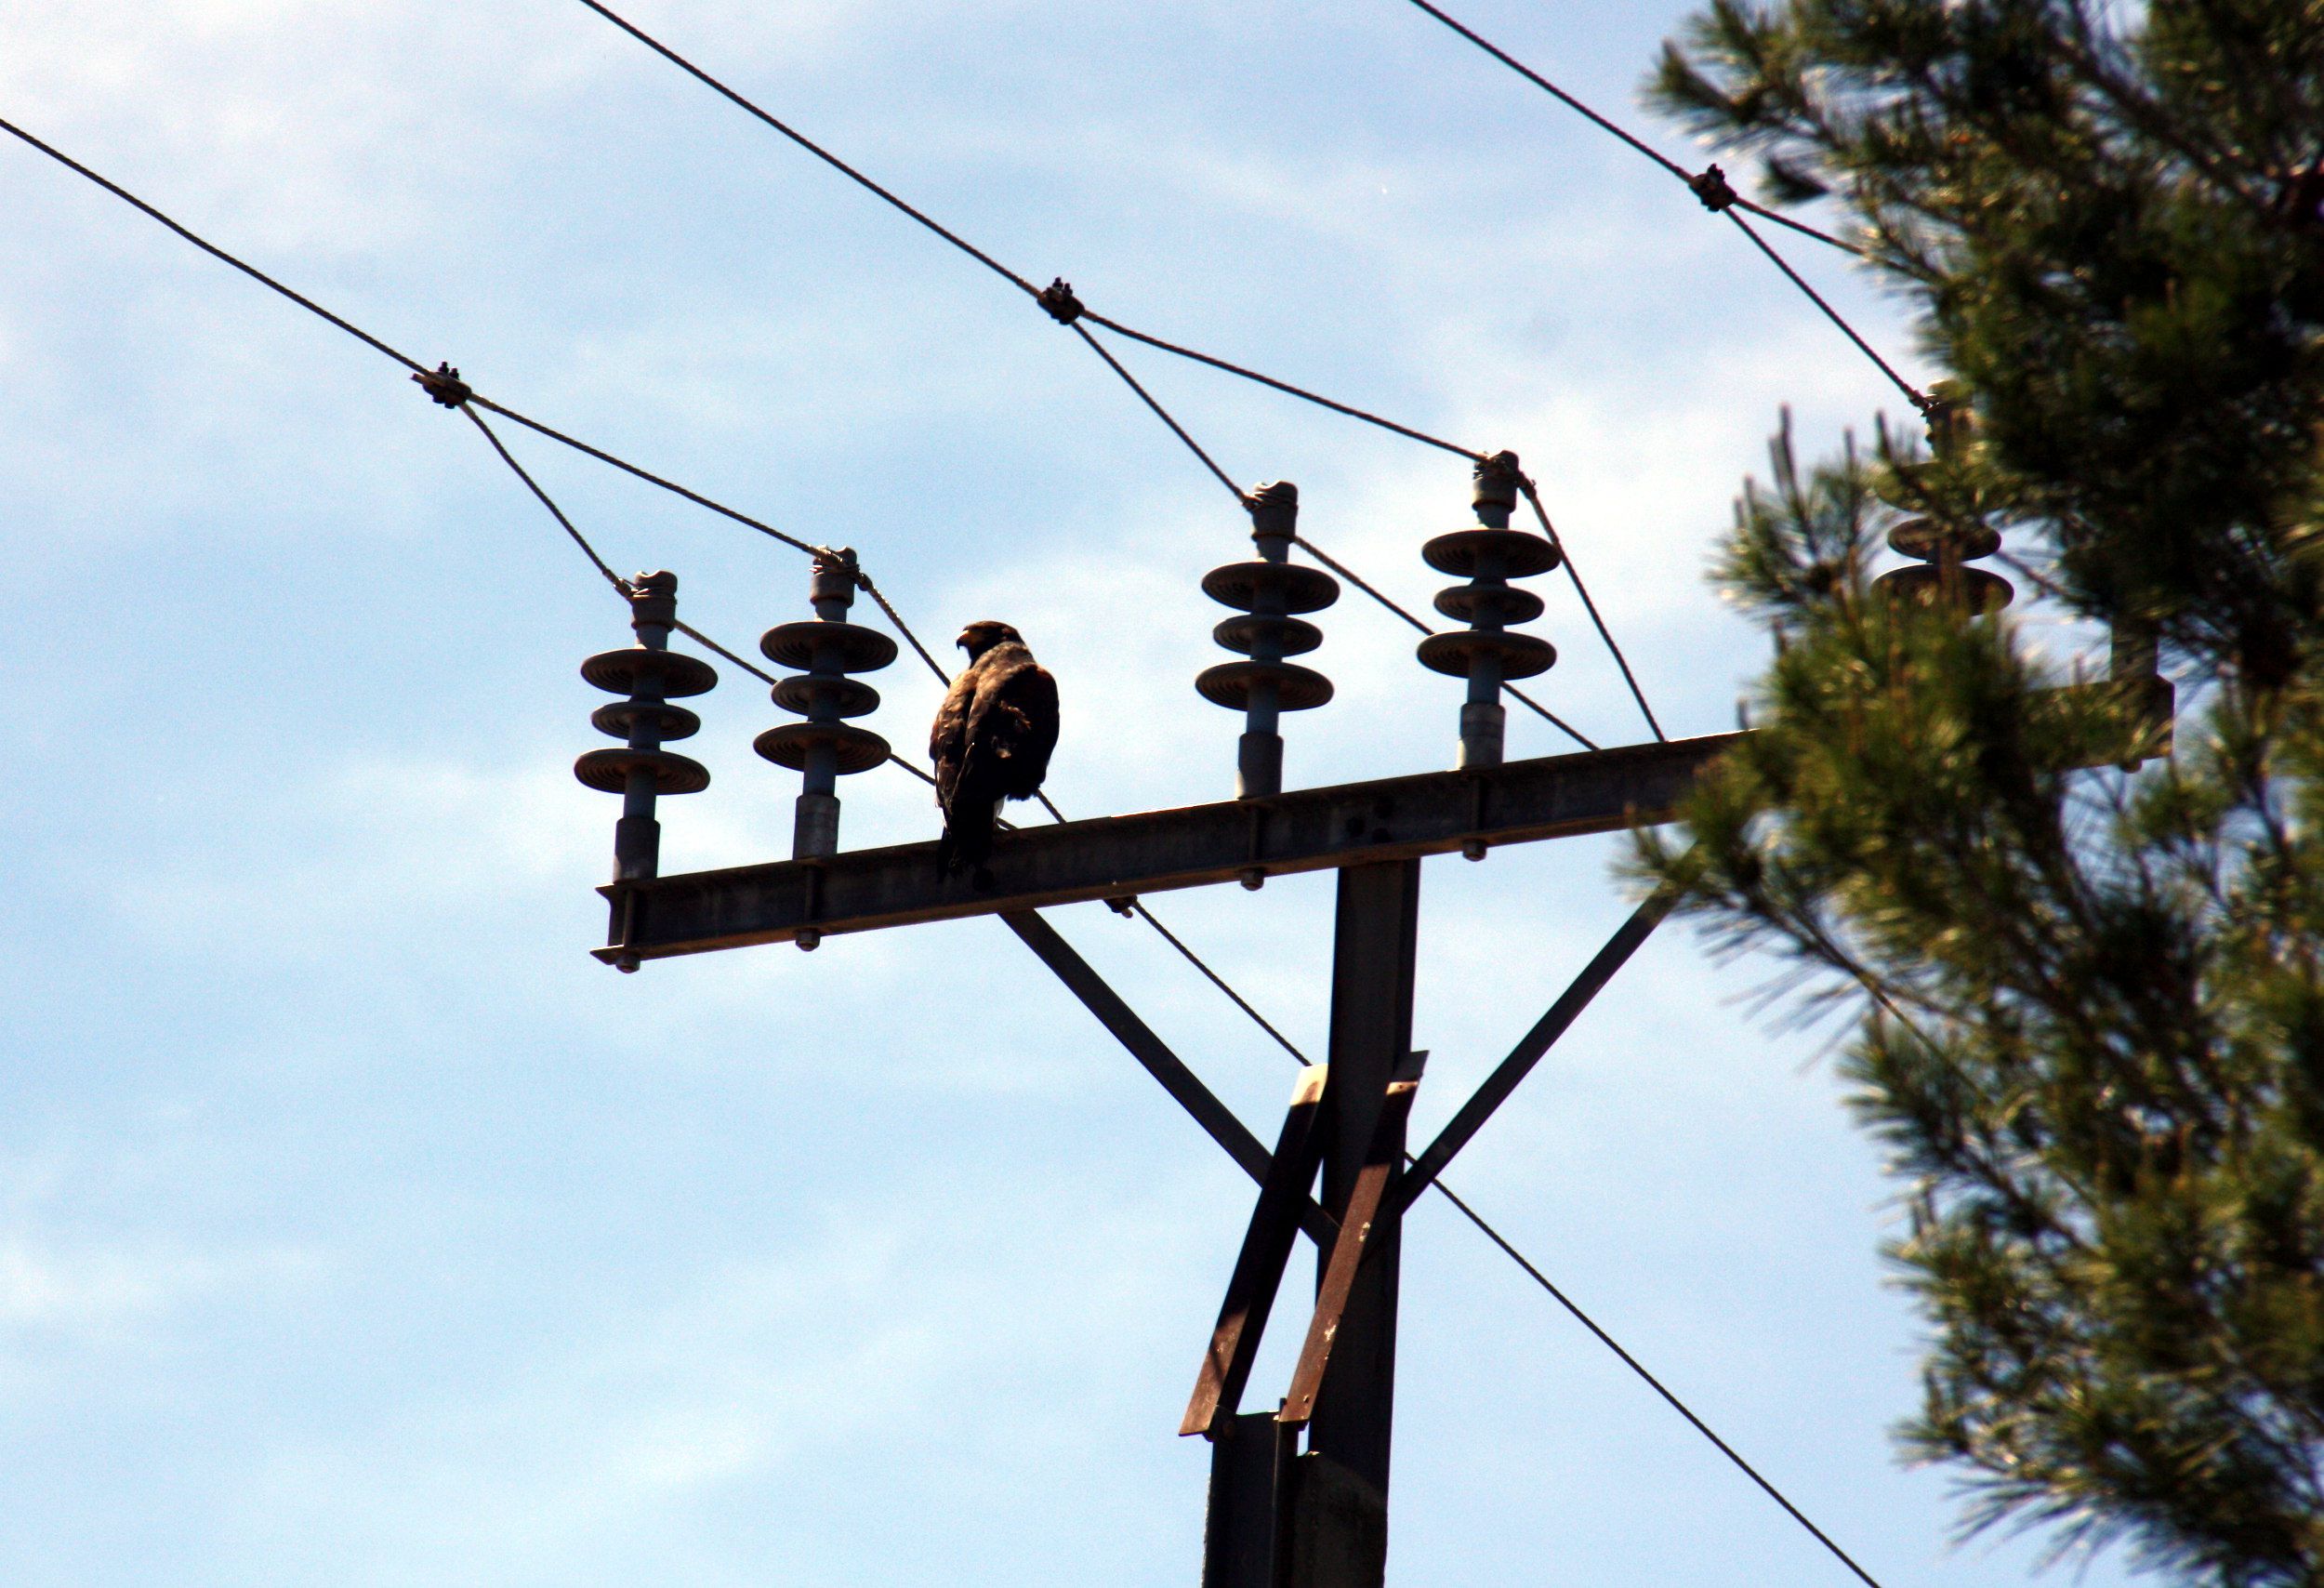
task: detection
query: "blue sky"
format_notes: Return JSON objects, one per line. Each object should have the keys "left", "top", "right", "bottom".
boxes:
{"left": 3, "top": 4, "right": 2141, "bottom": 1585}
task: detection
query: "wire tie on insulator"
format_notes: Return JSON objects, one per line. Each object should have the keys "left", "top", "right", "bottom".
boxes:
{"left": 413, "top": 362, "right": 473, "bottom": 407}
{"left": 1688, "top": 165, "right": 1738, "bottom": 213}
{"left": 1037, "top": 277, "right": 1086, "bottom": 324}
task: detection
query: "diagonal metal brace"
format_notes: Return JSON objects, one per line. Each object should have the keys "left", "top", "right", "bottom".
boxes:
{"left": 1004, "top": 910, "right": 1337, "bottom": 1246}
{"left": 1279, "top": 1052, "right": 1425, "bottom": 1427}
{"left": 1182, "top": 1065, "right": 1332, "bottom": 1438}
{"left": 1391, "top": 882, "right": 1678, "bottom": 1216}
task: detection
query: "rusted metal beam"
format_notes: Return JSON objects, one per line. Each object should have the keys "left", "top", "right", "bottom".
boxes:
{"left": 1281, "top": 1051, "right": 1424, "bottom": 1430}
{"left": 1182, "top": 1065, "right": 1332, "bottom": 1439}
{"left": 596, "top": 733, "right": 1740, "bottom": 961}
{"left": 1003, "top": 910, "right": 1338, "bottom": 1248}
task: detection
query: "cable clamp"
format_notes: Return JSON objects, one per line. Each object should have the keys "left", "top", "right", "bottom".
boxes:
{"left": 1687, "top": 165, "right": 1738, "bottom": 213}
{"left": 414, "top": 362, "right": 473, "bottom": 407}
{"left": 1037, "top": 277, "right": 1085, "bottom": 324}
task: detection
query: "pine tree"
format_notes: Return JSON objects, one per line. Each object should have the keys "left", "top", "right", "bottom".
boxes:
{"left": 1633, "top": 2, "right": 2324, "bottom": 1580}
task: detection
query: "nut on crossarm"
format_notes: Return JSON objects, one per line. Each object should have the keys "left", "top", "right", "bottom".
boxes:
{"left": 575, "top": 570, "right": 716, "bottom": 891}
{"left": 1418, "top": 452, "right": 1558, "bottom": 770}
{"left": 756, "top": 548, "right": 895, "bottom": 859}
{"left": 1196, "top": 482, "right": 1339, "bottom": 799}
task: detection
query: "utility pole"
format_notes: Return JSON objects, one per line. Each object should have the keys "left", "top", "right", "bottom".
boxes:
{"left": 571, "top": 462, "right": 2168, "bottom": 1586}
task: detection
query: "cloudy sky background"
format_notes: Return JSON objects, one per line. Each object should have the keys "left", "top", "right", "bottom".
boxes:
{"left": 3, "top": 4, "right": 2140, "bottom": 1585}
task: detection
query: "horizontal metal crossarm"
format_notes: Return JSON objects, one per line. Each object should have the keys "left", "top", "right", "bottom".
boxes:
{"left": 1393, "top": 880, "right": 1682, "bottom": 1214}
{"left": 594, "top": 733, "right": 1741, "bottom": 961}
{"left": 1005, "top": 910, "right": 1339, "bottom": 1248}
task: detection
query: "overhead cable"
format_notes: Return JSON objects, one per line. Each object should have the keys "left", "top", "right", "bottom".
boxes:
{"left": 1393, "top": 0, "right": 1870, "bottom": 261}
{"left": 1144, "top": 891, "right": 1888, "bottom": 1588}
{"left": 569, "top": 0, "right": 1664, "bottom": 745}
{"left": 1391, "top": 0, "right": 1926, "bottom": 414}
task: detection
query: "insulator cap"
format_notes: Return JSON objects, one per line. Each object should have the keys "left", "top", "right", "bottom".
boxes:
{"left": 1422, "top": 527, "right": 1561, "bottom": 579}
{"left": 1874, "top": 563, "right": 2014, "bottom": 613}
{"left": 771, "top": 674, "right": 882, "bottom": 719}
{"left": 1888, "top": 516, "right": 2003, "bottom": 562}
{"left": 753, "top": 721, "right": 893, "bottom": 774}
{"left": 759, "top": 620, "right": 897, "bottom": 674}
{"left": 1200, "top": 561, "right": 1340, "bottom": 615}
{"left": 1433, "top": 585, "right": 1546, "bottom": 627}
{"left": 1416, "top": 629, "right": 1557, "bottom": 680}
{"left": 589, "top": 699, "right": 703, "bottom": 741}
{"left": 574, "top": 747, "right": 711, "bottom": 795}
{"left": 1195, "top": 659, "right": 1335, "bottom": 711}
{"left": 1247, "top": 481, "right": 1300, "bottom": 541}
{"left": 1212, "top": 614, "right": 1325, "bottom": 658}
{"left": 581, "top": 647, "right": 719, "bottom": 698}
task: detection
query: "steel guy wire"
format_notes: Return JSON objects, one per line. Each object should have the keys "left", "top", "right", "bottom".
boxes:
{"left": 1079, "top": 312, "right": 1480, "bottom": 462}
{"left": 1391, "top": 0, "right": 1928, "bottom": 416}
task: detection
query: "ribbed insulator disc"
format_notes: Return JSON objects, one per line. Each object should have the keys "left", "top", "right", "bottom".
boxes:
{"left": 574, "top": 747, "right": 711, "bottom": 795}
{"left": 759, "top": 620, "right": 898, "bottom": 674}
{"left": 770, "top": 674, "right": 882, "bottom": 720}
{"left": 581, "top": 647, "right": 719, "bottom": 698}
{"left": 1874, "top": 562, "right": 2014, "bottom": 613}
{"left": 1888, "top": 516, "right": 2002, "bottom": 562}
{"left": 588, "top": 699, "right": 703, "bottom": 742}
{"left": 1433, "top": 585, "right": 1546, "bottom": 627}
{"left": 1195, "top": 660, "right": 1334, "bottom": 711}
{"left": 753, "top": 721, "right": 893, "bottom": 774}
{"left": 1200, "top": 561, "right": 1340, "bottom": 615}
{"left": 1211, "top": 614, "right": 1324, "bottom": 658}
{"left": 1421, "top": 527, "right": 1561, "bottom": 578}
{"left": 1416, "top": 629, "right": 1557, "bottom": 680}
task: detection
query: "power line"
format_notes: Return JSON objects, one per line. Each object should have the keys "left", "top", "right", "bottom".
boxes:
{"left": 462, "top": 406, "right": 632, "bottom": 596}
{"left": 1392, "top": 0, "right": 1873, "bottom": 261}
{"left": 1069, "top": 321, "right": 1248, "bottom": 502}
{"left": 570, "top": 0, "right": 1038, "bottom": 298}
{"left": 1289, "top": 534, "right": 1599, "bottom": 751}
{"left": 1393, "top": 0, "right": 1926, "bottom": 414}
{"left": 1082, "top": 312, "right": 1479, "bottom": 462}
{"left": 0, "top": 115, "right": 426, "bottom": 373}
{"left": 569, "top": 0, "right": 1667, "bottom": 744}
{"left": 1428, "top": 1176, "right": 1888, "bottom": 1588}
{"left": 1395, "top": 2, "right": 1915, "bottom": 399}
{"left": 1518, "top": 483, "right": 1666, "bottom": 743}
{"left": 1722, "top": 211, "right": 1930, "bottom": 413}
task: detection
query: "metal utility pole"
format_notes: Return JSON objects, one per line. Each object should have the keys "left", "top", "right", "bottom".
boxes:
{"left": 572, "top": 458, "right": 2170, "bottom": 1586}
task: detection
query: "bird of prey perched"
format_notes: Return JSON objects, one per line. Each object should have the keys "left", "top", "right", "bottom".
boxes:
{"left": 930, "top": 620, "right": 1059, "bottom": 876}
